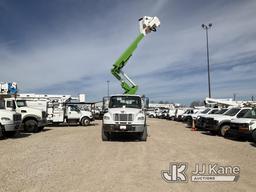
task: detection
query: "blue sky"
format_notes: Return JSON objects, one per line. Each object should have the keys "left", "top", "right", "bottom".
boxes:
{"left": 0, "top": 0, "right": 256, "bottom": 104}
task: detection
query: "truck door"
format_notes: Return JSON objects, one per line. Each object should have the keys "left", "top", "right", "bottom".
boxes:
{"left": 6, "top": 100, "right": 16, "bottom": 111}
{"left": 67, "top": 105, "right": 80, "bottom": 119}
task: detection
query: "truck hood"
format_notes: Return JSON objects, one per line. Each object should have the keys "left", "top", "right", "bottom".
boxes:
{"left": 213, "top": 115, "right": 233, "bottom": 121}
{"left": 204, "top": 114, "right": 223, "bottom": 118}
{"left": 108, "top": 108, "right": 142, "bottom": 116}
{"left": 231, "top": 118, "right": 255, "bottom": 124}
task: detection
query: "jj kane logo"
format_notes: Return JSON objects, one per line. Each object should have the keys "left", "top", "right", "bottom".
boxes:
{"left": 161, "top": 162, "right": 240, "bottom": 183}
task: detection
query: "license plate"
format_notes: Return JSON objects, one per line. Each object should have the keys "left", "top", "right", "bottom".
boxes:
{"left": 120, "top": 125, "right": 126, "bottom": 130}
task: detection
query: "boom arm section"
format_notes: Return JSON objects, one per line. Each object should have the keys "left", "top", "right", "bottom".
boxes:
{"left": 111, "top": 16, "right": 160, "bottom": 95}
{"left": 111, "top": 34, "right": 144, "bottom": 94}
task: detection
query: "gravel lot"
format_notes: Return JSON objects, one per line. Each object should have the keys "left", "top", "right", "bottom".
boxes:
{"left": 0, "top": 118, "right": 256, "bottom": 192}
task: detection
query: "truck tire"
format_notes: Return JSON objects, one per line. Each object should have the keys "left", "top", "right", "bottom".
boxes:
{"left": 24, "top": 119, "right": 39, "bottom": 133}
{"left": 140, "top": 127, "right": 147, "bottom": 141}
{"left": 102, "top": 128, "right": 109, "bottom": 141}
{"left": 252, "top": 130, "right": 256, "bottom": 143}
{"left": 81, "top": 117, "right": 90, "bottom": 126}
{"left": 149, "top": 114, "right": 154, "bottom": 118}
{"left": 0, "top": 124, "right": 4, "bottom": 139}
{"left": 220, "top": 125, "right": 230, "bottom": 137}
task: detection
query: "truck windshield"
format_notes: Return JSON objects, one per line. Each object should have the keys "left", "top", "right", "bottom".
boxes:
{"left": 201, "top": 109, "right": 211, "bottom": 114}
{"left": 209, "top": 109, "right": 219, "bottom": 114}
{"left": 215, "top": 109, "right": 228, "bottom": 114}
{"left": 69, "top": 105, "right": 80, "bottom": 112}
{"left": 242, "top": 109, "right": 256, "bottom": 119}
{"left": 0, "top": 100, "right": 5, "bottom": 109}
{"left": 224, "top": 108, "right": 240, "bottom": 116}
{"left": 109, "top": 96, "right": 142, "bottom": 109}
{"left": 16, "top": 100, "right": 27, "bottom": 107}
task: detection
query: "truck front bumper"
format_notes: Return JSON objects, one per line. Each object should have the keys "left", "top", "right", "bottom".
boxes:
{"left": 4, "top": 122, "right": 21, "bottom": 132}
{"left": 103, "top": 124, "right": 146, "bottom": 133}
{"left": 38, "top": 118, "right": 48, "bottom": 127}
{"left": 228, "top": 128, "right": 251, "bottom": 138}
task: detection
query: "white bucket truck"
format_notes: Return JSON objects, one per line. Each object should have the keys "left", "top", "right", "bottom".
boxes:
{"left": 18, "top": 94, "right": 94, "bottom": 126}
{"left": 102, "top": 94, "right": 148, "bottom": 141}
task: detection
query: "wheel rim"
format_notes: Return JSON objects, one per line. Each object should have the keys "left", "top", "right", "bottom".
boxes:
{"left": 221, "top": 127, "right": 229, "bottom": 136}
{"left": 84, "top": 119, "right": 89, "bottom": 125}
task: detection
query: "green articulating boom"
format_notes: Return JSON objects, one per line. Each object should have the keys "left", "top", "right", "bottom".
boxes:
{"left": 111, "top": 16, "right": 160, "bottom": 95}
{"left": 111, "top": 34, "right": 144, "bottom": 95}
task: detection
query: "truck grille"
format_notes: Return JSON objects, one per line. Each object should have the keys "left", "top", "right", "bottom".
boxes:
{"left": 113, "top": 114, "right": 133, "bottom": 122}
{"left": 13, "top": 114, "right": 21, "bottom": 121}
{"left": 42, "top": 111, "right": 47, "bottom": 118}
{"left": 230, "top": 123, "right": 249, "bottom": 130}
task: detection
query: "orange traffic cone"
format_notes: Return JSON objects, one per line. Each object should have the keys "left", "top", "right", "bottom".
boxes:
{"left": 191, "top": 119, "right": 197, "bottom": 131}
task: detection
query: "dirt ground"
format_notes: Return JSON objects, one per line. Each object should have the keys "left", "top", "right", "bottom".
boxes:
{"left": 0, "top": 118, "right": 256, "bottom": 192}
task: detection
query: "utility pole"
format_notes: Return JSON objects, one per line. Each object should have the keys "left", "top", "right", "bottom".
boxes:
{"left": 202, "top": 23, "right": 212, "bottom": 98}
{"left": 233, "top": 93, "right": 236, "bottom": 101}
{"left": 107, "top": 80, "right": 110, "bottom": 97}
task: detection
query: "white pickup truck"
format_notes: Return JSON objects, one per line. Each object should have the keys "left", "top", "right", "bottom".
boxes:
{"left": 0, "top": 100, "right": 22, "bottom": 137}
{"left": 229, "top": 108, "right": 256, "bottom": 141}
{"left": 204, "top": 107, "right": 251, "bottom": 136}
{"left": 102, "top": 94, "right": 148, "bottom": 141}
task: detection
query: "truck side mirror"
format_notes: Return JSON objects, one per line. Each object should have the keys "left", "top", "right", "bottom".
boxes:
{"left": 103, "top": 108, "right": 108, "bottom": 113}
{"left": 144, "top": 97, "right": 149, "bottom": 109}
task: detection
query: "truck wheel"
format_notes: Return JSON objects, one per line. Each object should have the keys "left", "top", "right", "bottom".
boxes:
{"left": 149, "top": 115, "right": 154, "bottom": 118}
{"left": 24, "top": 120, "right": 39, "bottom": 133}
{"left": 102, "top": 128, "right": 109, "bottom": 141}
{"left": 0, "top": 125, "right": 4, "bottom": 139}
{"left": 81, "top": 117, "right": 90, "bottom": 126}
{"left": 252, "top": 130, "right": 256, "bottom": 143}
{"left": 140, "top": 127, "right": 147, "bottom": 141}
{"left": 220, "top": 125, "right": 230, "bottom": 137}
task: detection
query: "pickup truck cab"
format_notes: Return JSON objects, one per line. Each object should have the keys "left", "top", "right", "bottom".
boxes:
{"left": 204, "top": 107, "right": 251, "bottom": 136}
{"left": 196, "top": 108, "right": 228, "bottom": 129}
{"left": 229, "top": 108, "right": 256, "bottom": 141}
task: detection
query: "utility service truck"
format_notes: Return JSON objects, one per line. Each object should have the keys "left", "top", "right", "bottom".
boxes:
{"left": 102, "top": 16, "right": 160, "bottom": 141}
{"left": 18, "top": 94, "right": 94, "bottom": 126}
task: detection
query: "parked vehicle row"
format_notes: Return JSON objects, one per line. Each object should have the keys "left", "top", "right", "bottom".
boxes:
{"left": 0, "top": 82, "right": 95, "bottom": 139}
{"left": 147, "top": 104, "right": 256, "bottom": 143}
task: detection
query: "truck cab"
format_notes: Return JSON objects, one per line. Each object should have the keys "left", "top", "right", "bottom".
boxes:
{"left": 0, "top": 99, "right": 22, "bottom": 137}
{"left": 229, "top": 108, "right": 256, "bottom": 142}
{"left": 65, "top": 104, "right": 94, "bottom": 126}
{"left": 204, "top": 107, "right": 251, "bottom": 136}
{"left": 102, "top": 94, "right": 148, "bottom": 141}
{"left": 4, "top": 98, "right": 47, "bottom": 132}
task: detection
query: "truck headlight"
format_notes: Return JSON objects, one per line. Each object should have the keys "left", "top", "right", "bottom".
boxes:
{"left": 1, "top": 117, "right": 11, "bottom": 121}
{"left": 103, "top": 116, "right": 110, "bottom": 120}
{"left": 137, "top": 116, "right": 145, "bottom": 121}
{"left": 249, "top": 120, "right": 256, "bottom": 125}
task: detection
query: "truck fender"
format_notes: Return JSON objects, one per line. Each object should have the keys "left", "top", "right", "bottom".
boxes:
{"left": 217, "top": 120, "right": 230, "bottom": 129}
